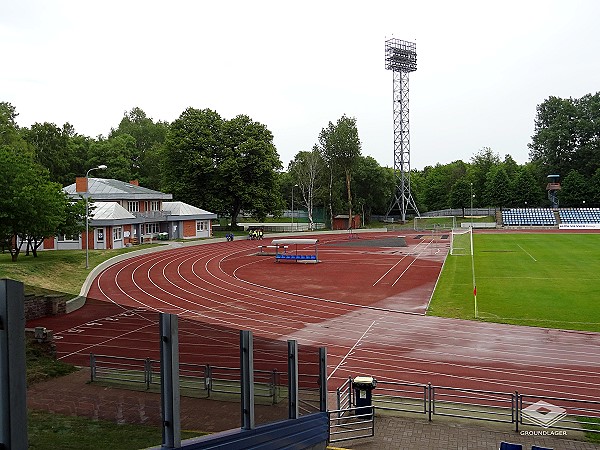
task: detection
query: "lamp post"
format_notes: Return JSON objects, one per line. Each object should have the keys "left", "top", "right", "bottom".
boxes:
{"left": 85, "top": 165, "right": 107, "bottom": 269}
{"left": 291, "top": 184, "right": 298, "bottom": 232}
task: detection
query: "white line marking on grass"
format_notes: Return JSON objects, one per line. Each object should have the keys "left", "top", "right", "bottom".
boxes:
{"left": 518, "top": 244, "right": 537, "bottom": 262}
{"left": 328, "top": 320, "right": 376, "bottom": 380}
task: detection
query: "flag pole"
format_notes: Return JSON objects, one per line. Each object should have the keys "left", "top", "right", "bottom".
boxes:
{"left": 470, "top": 226, "right": 477, "bottom": 319}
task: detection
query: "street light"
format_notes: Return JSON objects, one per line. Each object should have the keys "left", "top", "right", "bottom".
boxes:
{"left": 85, "top": 164, "right": 107, "bottom": 269}
{"left": 291, "top": 184, "right": 298, "bottom": 232}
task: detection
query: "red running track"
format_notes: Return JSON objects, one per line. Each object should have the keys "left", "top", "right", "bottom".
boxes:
{"left": 29, "top": 232, "right": 600, "bottom": 401}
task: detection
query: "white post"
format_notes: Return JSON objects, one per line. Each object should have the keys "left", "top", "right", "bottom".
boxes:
{"left": 85, "top": 165, "right": 107, "bottom": 269}
{"left": 292, "top": 184, "right": 298, "bottom": 231}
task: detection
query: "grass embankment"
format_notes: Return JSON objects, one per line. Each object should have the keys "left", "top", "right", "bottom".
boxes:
{"left": 0, "top": 244, "right": 161, "bottom": 294}
{"left": 429, "top": 233, "right": 600, "bottom": 332}
{"left": 28, "top": 411, "right": 204, "bottom": 450}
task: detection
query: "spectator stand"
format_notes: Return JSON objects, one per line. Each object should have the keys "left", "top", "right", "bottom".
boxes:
{"left": 272, "top": 238, "right": 319, "bottom": 263}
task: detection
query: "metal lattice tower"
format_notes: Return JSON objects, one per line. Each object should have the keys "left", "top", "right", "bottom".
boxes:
{"left": 385, "top": 38, "right": 420, "bottom": 221}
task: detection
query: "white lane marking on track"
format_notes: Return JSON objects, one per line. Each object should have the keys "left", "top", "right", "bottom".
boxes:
{"left": 58, "top": 322, "right": 156, "bottom": 360}
{"left": 328, "top": 320, "right": 377, "bottom": 381}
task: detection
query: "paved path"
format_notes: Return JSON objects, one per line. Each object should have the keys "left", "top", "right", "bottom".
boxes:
{"left": 338, "top": 415, "right": 600, "bottom": 450}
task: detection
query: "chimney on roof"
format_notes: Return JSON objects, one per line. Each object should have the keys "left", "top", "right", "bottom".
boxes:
{"left": 75, "top": 177, "right": 87, "bottom": 193}
{"left": 129, "top": 180, "right": 139, "bottom": 186}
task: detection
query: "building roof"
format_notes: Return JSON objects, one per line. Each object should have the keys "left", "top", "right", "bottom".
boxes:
{"left": 65, "top": 178, "right": 173, "bottom": 201}
{"left": 90, "top": 202, "right": 135, "bottom": 221}
{"left": 162, "top": 201, "right": 217, "bottom": 219}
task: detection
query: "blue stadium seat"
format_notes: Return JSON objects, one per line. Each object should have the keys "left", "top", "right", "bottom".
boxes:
{"left": 531, "top": 446, "right": 553, "bottom": 450}
{"left": 499, "top": 443, "right": 522, "bottom": 450}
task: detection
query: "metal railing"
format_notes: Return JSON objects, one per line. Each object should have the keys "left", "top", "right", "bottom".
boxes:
{"left": 90, "top": 354, "right": 282, "bottom": 403}
{"left": 336, "top": 378, "right": 600, "bottom": 436}
{"left": 328, "top": 407, "right": 375, "bottom": 444}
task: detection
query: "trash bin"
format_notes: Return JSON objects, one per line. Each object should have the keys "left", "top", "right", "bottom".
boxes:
{"left": 353, "top": 376, "right": 377, "bottom": 418}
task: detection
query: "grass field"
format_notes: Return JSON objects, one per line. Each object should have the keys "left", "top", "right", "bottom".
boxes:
{"left": 429, "top": 232, "right": 600, "bottom": 332}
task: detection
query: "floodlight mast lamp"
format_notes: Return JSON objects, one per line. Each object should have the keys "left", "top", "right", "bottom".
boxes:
{"left": 85, "top": 165, "right": 107, "bottom": 269}
{"left": 385, "top": 38, "right": 420, "bottom": 222}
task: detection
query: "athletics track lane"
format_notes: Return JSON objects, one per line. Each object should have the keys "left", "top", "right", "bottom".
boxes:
{"left": 29, "top": 232, "right": 600, "bottom": 402}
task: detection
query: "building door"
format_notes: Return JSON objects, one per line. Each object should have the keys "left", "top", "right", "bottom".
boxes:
{"left": 95, "top": 228, "right": 105, "bottom": 250}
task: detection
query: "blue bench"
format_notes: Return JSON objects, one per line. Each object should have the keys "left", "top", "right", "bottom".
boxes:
{"left": 275, "top": 254, "right": 317, "bottom": 261}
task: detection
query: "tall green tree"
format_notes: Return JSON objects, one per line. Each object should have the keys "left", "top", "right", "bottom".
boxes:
{"left": 163, "top": 107, "right": 223, "bottom": 212}
{"left": 23, "top": 122, "right": 71, "bottom": 185}
{"left": 560, "top": 170, "right": 589, "bottom": 207}
{"left": 448, "top": 178, "right": 473, "bottom": 213}
{"left": 470, "top": 147, "right": 500, "bottom": 207}
{"left": 289, "top": 146, "right": 324, "bottom": 230}
{"left": 163, "top": 108, "right": 283, "bottom": 225}
{"left": 318, "top": 115, "right": 362, "bottom": 228}
{"left": 510, "top": 165, "right": 544, "bottom": 207}
{"left": 352, "top": 156, "right": 395, "bottom": 223}
{"left": 529, "top": 93, "right": 600, "bottom": 178}
{"left": 421, "top": 161, "right": 467, "bottom": 211}
{"left": 219, "top": 114, "right": 283, "bottom": 224}
{"left": 484, "top": 165, "right": 511, "bottom": 207}
{"left": 0, "top": 143, "right": 77, "bottom": 260}
{"left": 591, "top": 168, "right": 600, "bottom": 206}
{"left": 88, "top": 134, "right": 137, "bottom": 183}
{"left": 110, "top": 107, "right": 168, "bottom": 189}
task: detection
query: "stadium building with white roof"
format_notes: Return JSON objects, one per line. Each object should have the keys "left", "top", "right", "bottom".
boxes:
{"left": 39, "top": 177, "right": 217, "bottom": 251}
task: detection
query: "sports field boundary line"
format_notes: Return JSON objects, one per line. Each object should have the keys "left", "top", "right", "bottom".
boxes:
{"left": 327, "top": 320, "right": 377, "bottom": 380}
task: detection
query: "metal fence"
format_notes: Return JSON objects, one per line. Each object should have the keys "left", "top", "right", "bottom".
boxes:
{"left": 90, "top": 354, "right": 600, "bottom": 442}
{"left": 328, "top": 407, "right": 375, "bottom": 444}
{"left": 90, "top": 354, "right": 282, "bottom": 404}
{"left": 336, "top": 378, "right": 600, "bottom": 436}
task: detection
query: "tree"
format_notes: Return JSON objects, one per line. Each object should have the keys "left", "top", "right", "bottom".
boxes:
{"left": 352, "top": 156, "right": 395, "bottom": 223}
{"left": 529, "top": 93, "right": 600, "bottom": 179}
{"left": 510, "top": 165, "right": 544, "bottom": 207}
{"left": 0, "top": 144, "right": 78, "bottom": 260}
{"left": 0, "top": 102, "right": 24, "bottom": 150}
{"left": 288, "top": 147, "right": 324, "bottom": 230}
{"left": 23, "top": 122, "right": 71, "bottom": 185}
{"left": 421, "top": 161, "right": 467, "bottom": 212}
{"left": 591, "top": 168, "right": 600, "bottom": 206}
{"left": 163, "top": 107, "right": 223, "bottom": 212}
{"left": 88, "top": 134, "right": 137, "bottom": 183}
{"left": 219, "top": 114, "right": 283, "bottom": 224}
{"left": 318, "top": 115, "right": 362, "bottom": 228}
{"left": 560, "top": 170, "right": 589, "bottom": 207}
{"left": 448, "top": 178, "right": 473, "bottom": 213}
{"left": 484, "top": 165, "right": 511, "bottom": 207}
{"left": 110, "top": 107, "right": 168, "bottom": 190}
{"left": 163, "top": 108, "right": 283, "bottom": 225}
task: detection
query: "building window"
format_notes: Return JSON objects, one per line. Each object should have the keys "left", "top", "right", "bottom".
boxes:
{"left": 113, "top": 227, "right": 123, "bottom": 241}
{"left": 127, "top": 201, "right": 139, "bottom": 212}
{"left": 196, "top": 221, "right": 205, "bottom": 232}
{"left": 150, "top": 201, "right": 160, "bottom": 211}
{"left": 58, "top": 234, "right": 79, "bottom": 242}
{"left": 145, "top": 223, "right": 160, "bottom": 234}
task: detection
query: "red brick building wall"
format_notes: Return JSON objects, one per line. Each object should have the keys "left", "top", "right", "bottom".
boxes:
{"left": 183, "top": 220, "right": 196, "bottom": 238}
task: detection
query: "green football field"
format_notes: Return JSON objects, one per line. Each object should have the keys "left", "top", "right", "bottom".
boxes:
{"left": 428, "top": 232, "right": 600, "bottom": 332}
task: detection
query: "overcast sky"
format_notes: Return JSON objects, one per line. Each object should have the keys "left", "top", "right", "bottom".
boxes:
{"left": 2, "top": 1, "right": 600, "bottom": 171}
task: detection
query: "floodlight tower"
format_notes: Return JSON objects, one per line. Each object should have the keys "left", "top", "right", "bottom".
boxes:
{"left": 385, "top": 38, "right": 420, "bottom": 222}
